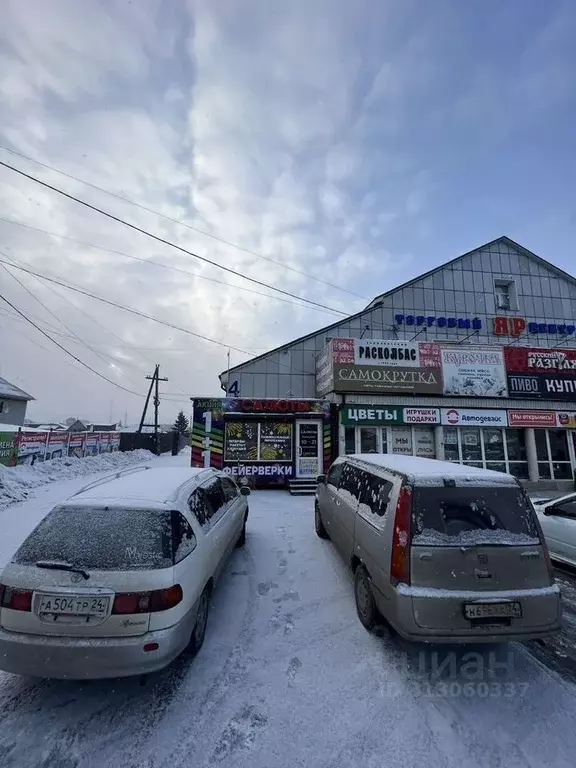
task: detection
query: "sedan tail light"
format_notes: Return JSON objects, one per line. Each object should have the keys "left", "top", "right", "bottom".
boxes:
{"left": 1, "top": 585, "right": 33, "bottom": 612}
{"left": 112, "top": 585, "right": 183, "bottom": 615}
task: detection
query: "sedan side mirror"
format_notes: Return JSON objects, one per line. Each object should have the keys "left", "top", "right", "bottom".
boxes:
{"left": 317, "top": 475, "right": 326, "bottom": 484}
{"left": 240, "top": 486, "right": 251, "bottom": 496}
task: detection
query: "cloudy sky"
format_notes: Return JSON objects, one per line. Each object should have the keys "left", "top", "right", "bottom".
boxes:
{"left": 1, "top": 0, "right": 575, "bottom": 425}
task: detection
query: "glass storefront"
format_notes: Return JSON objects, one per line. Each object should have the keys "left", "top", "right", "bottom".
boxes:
{"left": 535, "top": 429, "right": 573, "bottom": 481}
{"left": 342, "top": 425, "right": 436, "bottom": 459}
{"left": 443, "top": 427, "right": 529, "bottom": 479}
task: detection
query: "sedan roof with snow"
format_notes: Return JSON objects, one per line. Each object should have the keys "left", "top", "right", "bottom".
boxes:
{"left": 64, "top": 466, "right": 215, "bottom": 507}
{"left": 348, "top": 454, "right": 518, "bottom": 485}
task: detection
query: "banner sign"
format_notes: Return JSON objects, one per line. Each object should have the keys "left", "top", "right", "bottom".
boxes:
{"left": 46, "top": 432, "right": 69, "bottom": 460}
{"left": 223, "top": 464, "right": 294, "bottom": 478}
{"left": 315, "top": 347, "right": 334, "bottom": 396}
{"left": 441, "top": 347, "right": 508, "bottom": 397}
{"left": 17, "top": 432, "right": 48, "bottom": 464}
{"left": 341, "top": 406, "right": 440, "bottom": 426}
{"left": 508, "top": 411, "right": 557, "bottom": 428}
{"left": 0, "top": 432, "right": 17, "bottom": 467}
{"left": 557, "top": 412, "right": 576, "bottom": 428}
{"left": 504, "top": 347, "right": 576, "bottom": 401}
{"left": 441, "top": 409, "right": 508, "bottom": 427}
{"left": 333, "top": 364, "right": 442, "bottom": 394}
{"left": 68, "top": 433, "right": 86, "bottom": 458}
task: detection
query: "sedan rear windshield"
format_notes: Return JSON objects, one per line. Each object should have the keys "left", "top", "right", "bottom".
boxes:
{"left": 14, "top": 506, "right": 173, "bottom": 571}
{"left": 411, "top": 486, "right": 540, "bottom": 547}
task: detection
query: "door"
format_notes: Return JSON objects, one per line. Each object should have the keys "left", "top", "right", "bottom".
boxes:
{"left": 296, "top": 420, "right": 322, "bottom": 478}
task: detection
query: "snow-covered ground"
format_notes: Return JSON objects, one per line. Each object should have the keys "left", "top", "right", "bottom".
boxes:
{"left": 0, "top": 449, "right": 157, "bottom": 512}
{"left": 1, "top": 453, "right": 576, "bottom": 767}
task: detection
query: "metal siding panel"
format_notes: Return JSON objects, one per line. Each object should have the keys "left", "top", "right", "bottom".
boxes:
{"left": 265, "top": 374, "right": 280, "bottom": 397}
{"left": 490, "top": 252, "right": 501, "bottom": 272}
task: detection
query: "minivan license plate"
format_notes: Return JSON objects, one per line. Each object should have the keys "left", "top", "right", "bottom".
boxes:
{"left": 464, "top": 602, "right": 522, "bottom": 620}
{"left": 37, "top": 594, "right": 110, "bottom": 618}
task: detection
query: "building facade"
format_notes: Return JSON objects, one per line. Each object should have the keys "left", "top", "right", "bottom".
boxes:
{"left": 211, "top": 237, "right": 576, "bottom": 489}
{"left": 0, "top": 376, "right": 33, "bottom": 426}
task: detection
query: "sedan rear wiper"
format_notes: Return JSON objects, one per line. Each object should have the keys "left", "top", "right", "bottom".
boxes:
{"left": 35, "top": 561, "right": 90, "bottom": 580}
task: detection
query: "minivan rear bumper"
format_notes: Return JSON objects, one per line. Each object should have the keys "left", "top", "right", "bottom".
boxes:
{"left": 0, "top": 620, "right": 191, "bottom": 679}
{"left": 376, "top": 583, "right": 562, "bottom": 644}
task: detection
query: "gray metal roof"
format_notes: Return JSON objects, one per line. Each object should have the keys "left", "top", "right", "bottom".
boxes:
{"left": 221, "top": 236, "right": 576, "bottom": 379}
{"left": 0, "top": 376, "right": 34, "bottom": 401}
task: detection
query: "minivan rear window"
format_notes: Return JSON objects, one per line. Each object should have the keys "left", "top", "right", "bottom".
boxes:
{"left": 411, "top": 487, "right": 540, "bottom": 547}
{"left": 14, "top": 506, "right": 173, "bottom": 571}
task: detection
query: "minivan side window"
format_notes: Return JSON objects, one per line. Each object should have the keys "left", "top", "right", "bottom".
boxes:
{"left": 326, "top": 462, "right": 343, "bottom": 488}
{"left": 173, "top": 511, "right": 197, "bottom": 563}
{"left": 338, "top": 463, "right": 370, "bottom": 506}
{"left": 189, "top": 490, "right": 210, "bottom": 527}
{"left": 221, "top": 476, "right": 240, "bottom": 503}
{"left": 203, "top": 478, "right": 227, "bottom": 522}
{"left": 360, "top": 475, "right": 393, "bottom": 518}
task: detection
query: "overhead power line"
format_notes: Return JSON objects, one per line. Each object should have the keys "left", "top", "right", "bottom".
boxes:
{"left": 0, "top": 159, "right": 349, "bottom": 316}
{"left": 0, "top": 215, "right": 344, "bottom": 318}
{"left": 0, "top": 144, "right": 368, "bottom": 300}
{"left": 0, "top": 293, "right": 145, "bottom": 397}
{"left": 0, "top": 255, "right": 253, "bottom": 356}
{"left": 0, "top": 258, "right": 146, "bottom": 390}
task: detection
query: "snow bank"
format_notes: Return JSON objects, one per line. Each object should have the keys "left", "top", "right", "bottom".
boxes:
{"left": 0, "top": 450, "right": 157, "bottom": 511}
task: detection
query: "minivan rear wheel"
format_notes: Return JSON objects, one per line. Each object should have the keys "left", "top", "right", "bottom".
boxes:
{"left": 315, "top": 503, "right": 329, "bottom": 539}
{"left": 187, "top": 588, "right": 210, "bottom": 657}
{"left": 354, "top": 565, "right": 378, "bottom": 632}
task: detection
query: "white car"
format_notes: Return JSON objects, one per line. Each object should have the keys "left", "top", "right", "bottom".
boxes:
{"left": 533, "top": 492, "right": 576, "bottom": 569}
{"left": 0, "top": 465, "right": 249, "bottom": 680}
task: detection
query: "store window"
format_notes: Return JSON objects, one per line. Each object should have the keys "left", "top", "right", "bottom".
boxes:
{"left": 535, "top": 429, "right": 573, "bottom": 480}
{"left": 461, "top": 428, "right": 482, "bottom": 463}
{"left": 442, "top": 427, "right": 529, "bottom": 478}
{"left": 413, "top": 428, "right": 435, "bottom": 458}
{"left": 360, "top": 427, "right": 378, "bottom": 454}
{"left": 224, "top": 421, "right": 292, "bottom": 462}
{"left": 344, "top": 427, "right": 356, "bottom": 455}
{"left": 390, "top": 426, "right": 412, "bottom": 455}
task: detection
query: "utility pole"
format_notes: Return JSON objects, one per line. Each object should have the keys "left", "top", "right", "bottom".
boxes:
{"left": 137, "top": 365, "right": 168, "bottom": 455}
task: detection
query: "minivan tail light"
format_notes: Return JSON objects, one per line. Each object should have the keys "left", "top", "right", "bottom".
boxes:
{"left": 390, "top": 486, "right": 413, "bottom": 586}
{"left": 541, "top": 539, "right": 555, "bottom": 582}
{"left": 112, "top": 585, "right": 183, "bottom": 615}
{"left": 1, "top": 586, "right": 33, "bottom": 612}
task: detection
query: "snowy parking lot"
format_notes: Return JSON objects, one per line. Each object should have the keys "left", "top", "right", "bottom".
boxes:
{"left": 2, "top": 454, "right": 576, "bottom": 767}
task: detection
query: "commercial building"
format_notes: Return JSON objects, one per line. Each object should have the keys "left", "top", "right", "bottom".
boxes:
{"left": 193, "top": 237, "right": 576, "bottom": 490}
{"left": 0, "top": 376, "right": 33, "bottom": 426}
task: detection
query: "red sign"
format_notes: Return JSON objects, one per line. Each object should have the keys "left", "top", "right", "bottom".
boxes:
{"left": 504, "top": 347, "right": 576, "bottom": 373}
{"left": 508, "top": 411, "right": 557, "bottom": 428}
{"left": 493, "top": 317, "right": 527, "bottom": 336}
{"left": 237, "top": 399, "right": 323, "bottom": 414}
{"left": 331, "top": 338, "right": 355, "bottom": 364}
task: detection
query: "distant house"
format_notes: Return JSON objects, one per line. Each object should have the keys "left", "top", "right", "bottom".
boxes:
{"left": 66, "top": 420, "right": 118, "bottom": 433}
{"left": 26, "top": 422, "right": 66, "bottom": 431}
{"left": 0, "top": 377, "right": 34, "bottom": 427}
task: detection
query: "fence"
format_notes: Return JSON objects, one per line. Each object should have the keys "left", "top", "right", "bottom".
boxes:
{"left": 0, "top": 430, "right": 121, "bottom": 467}
{"left": 119, "top": 431, "right": 184, "bottom": 455}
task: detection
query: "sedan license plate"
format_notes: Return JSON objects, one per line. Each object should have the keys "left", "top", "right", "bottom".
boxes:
{"left": 464, "top": 601, "right": 522, "bottom": 620}
{"left": 37, "top": 594, "right": 110, "bottom": 619}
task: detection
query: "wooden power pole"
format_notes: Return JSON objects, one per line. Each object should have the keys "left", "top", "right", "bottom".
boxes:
{"left": 137, "top": 365, "right": 169, "bottom": 454}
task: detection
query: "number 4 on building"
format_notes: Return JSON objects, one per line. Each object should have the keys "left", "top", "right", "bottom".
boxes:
{"left": 227, "top": 380, "right": 240, "bottom": 396}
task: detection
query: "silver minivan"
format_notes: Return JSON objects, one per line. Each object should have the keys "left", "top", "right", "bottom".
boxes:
{"left": 315, "top": 454, "right": 561, "bottom": 643}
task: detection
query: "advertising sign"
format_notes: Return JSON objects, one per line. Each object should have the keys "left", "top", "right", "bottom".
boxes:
{"left": 354, "top": 339, "right": 421, "bottom": 367}
{"left": 46, "top": 432, "right": 69, "bottom": 460}
{"left": 224, "top": 422, "right": 258, "bottom": 461}
{"left": 68, "top": 433, "right": 86, "bottom": 458}
{"left": 441, "top": 346, "right": 508, "bottom": 398}
{"left": 315, "top": 346, "right": 333, "bottom": 396}
{"left": 493, "top": 316, "right": 576, "bottom": 337}
{"left": 508, "top": 411, "right": 557, "bottom": 428}
{"left": 85, "top": 433, "right": 99, "bottom": 456}
{"left": 223, "top": 464, "right": 294, "bottom": 478}
{"left": 414, "top": 428, "right": 436, "bottom": 457}
{"left": 403, "top": 408, "right": 440, "bottom": 424}
{"left": 557, "top": 412, "right": 576, "bottom": 428}
{"left": 333, "top": 364, "right": 442, "bottom": 394}
{"left": 259, "top": 422, "right": 292, "bottom": 461}
{"left": 17, "top": 432, "right": 48, "bottom": 465}
{"left": 0, "top": 432, "right": 17, "bottom": 466}
{"left": 390, "top": 426, "right": 413, "bottom": 454}
{"left": 441, "top": 409, "right": 508, "bottom": 427}
{"left": 341, "top": 406, "right": 440, "bottom": 426}
{"left": 504, "top": 347, "right": 576, "bottom": 401}
{"left": 110, "top": 432, "right": 121, "bottom": 451}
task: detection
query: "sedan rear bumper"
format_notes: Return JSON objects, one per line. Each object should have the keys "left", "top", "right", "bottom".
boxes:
{"left": 0, "top": 621, "right": 191, "bottom": 680}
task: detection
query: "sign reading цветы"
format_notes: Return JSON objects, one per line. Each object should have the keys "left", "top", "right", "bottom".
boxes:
{"left": 341, "top": 407, "right": 440, "bottom": 426}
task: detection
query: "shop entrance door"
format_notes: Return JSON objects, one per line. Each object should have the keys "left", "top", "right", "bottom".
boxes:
{"left": 296, "top": 420, "right": 323, "bottom": 478}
